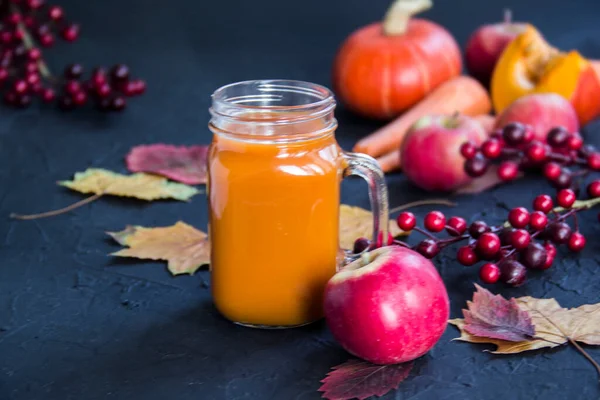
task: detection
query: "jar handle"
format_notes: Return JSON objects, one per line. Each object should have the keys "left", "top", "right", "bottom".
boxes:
{"left": 341, "top": 152, "right": 390, "bottom": 263}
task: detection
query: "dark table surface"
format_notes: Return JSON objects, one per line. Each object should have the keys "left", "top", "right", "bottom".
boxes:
{"left": 2, "top": 0, "right": 600, "bottom": 399}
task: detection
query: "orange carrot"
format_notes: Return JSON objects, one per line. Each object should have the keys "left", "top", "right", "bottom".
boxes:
{"left": 375, "top": 113, "right": 496, "bottom": 173}
{"left": 353, "top": 76, "right": 492, "bottom": 158}
{"left": 376, "top": 150, "right": 401, "bottom": 173}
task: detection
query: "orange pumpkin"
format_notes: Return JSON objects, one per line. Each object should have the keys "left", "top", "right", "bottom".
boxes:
{"left": 332, "top": 0, "right": 462, "bottom": 120}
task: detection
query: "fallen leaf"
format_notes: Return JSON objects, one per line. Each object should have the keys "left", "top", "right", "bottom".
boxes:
{"left": 339, "top": 205, "right": 406, "bottom": 250}
{"left": 107, "top": 221, "right": 209, "bottom": 275}
{"left": 319, "top": 359, "right": 413, "bottom": 400}
{"left": 60, "top": 168, "right": 200, "bottom": 201}
{"left": 450, "top": 285, "right": 600, "bottom": 354}
{"left": 455, "top": 167, "right": 523, "bottom": 195}
{"left": 462, "top": 284, "right": 535, "bottom": 342}
{"left": 126, "top": 144, "right": 209, "bottom": 185}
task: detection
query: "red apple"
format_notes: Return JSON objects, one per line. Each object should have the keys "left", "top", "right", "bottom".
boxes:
{"left": 495, "top": 93, "right": 580, "bottom": 141}
{"left": 400, "top": 114, "right": 488, "bottom": 192}
{"left": 324, "top": 246, "right": 449, "bottom": 365}
{"left": 465, "top": 10, "right": 527, "bottom": 86}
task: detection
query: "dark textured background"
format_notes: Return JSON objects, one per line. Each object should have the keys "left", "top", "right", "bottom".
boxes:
{"left": 2, "top": 0, "right": 600, "bottom": 399}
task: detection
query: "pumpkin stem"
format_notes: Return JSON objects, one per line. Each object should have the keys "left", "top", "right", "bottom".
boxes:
{"left": 383, "top": 0, "right": 432, "bottom": 36}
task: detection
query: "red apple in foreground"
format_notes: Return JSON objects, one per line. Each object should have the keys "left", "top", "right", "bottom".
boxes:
{"left": 465, "top": 10, "right": 527, "bottom": 86}
{"left": 400, "top": 114, "right": 488, "bottom": 192}
{"left": 324, "top": 246, "right": 449, "bottom": 365}
{"left": 495, "top": 93, "right": 580, "bottom": 141}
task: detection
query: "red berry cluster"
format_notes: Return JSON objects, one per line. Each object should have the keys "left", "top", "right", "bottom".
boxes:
{"left": 353, "top": 180, "right": 600, "bottom": 287}
{"left": 0, "top": 0, "right": 144, "bottom": 111}
{"left": 461, "top": 123, "right": 599, "bottom": 190}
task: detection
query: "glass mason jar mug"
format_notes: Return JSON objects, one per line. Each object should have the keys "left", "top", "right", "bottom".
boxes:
{"left": 208, "top": 80, "right": 389, "bottom": 328}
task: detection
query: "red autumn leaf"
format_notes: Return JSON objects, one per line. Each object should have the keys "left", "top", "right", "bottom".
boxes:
{"left": 463, "top": 284, "right": 535, "bottom": 342}
{"left": 125, "top": 144, "right": 209, "bottom": 185}
{"left": 319, "top": 359, "right": 413, "bottom": 400}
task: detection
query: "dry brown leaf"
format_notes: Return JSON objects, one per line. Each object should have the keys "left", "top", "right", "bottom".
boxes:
{"left": 450, "top": 290, "right": 600, "bottom": 354}
{"left": 107, "top": 221, "right": 209, "bottom": 275}
{"left": 339, "top": 205, "right": 406, "bottom": 250}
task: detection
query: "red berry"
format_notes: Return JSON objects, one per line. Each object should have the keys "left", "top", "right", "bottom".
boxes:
{"left": 424, "top": 211, "right": 446, "bottom": 232}
{"left": 457, "top": 246, "right": 478, "bottom": 266}
{"left": 522, "top": 126, "right": 535, "bottom": 143}
{"left": 479, "top": 263, "right": 501, "bottom": 284}
{"left": 0, "top": 31, "right": 12, "bottom": 44}
{"left": 499, "top": 259, "right": 527, "bottom": 287}
{"left": 502, "top": 122, "right": 526, "bottom": 145}
{"left": 533, "top": 194, "right": 553, "bottom": 213}
{"left": 64, "top": 64, "right": 84, "bottom": 79}
{"left": 92, "top": 68, "right": 107, "bottom": 86}
{"left": 26, "top": 72, "right": 39, "bottom": 86}
{"left": 61, "top": 24, "right": 80, "bottom": 42}
{"left": 13, "top": 79, "right": 27, "bottom": 94}
{"left": 587, "top": 180, "right": 600, "bottom": 198}
{"left": 376, "top": 231, "right": 394, "bottom": 247}
{"left": 26, "top": 0, "right": 44, "bottom": 9}
{"left": 497, "top": 161, "right": 519, "bottom": 181}
{"left": 6, "top": 13, "right": 21, "bottom": 25}
{"left": 481, "top": 139, "right": 502, "bottom": 159}
{"left": 567, "top": 133, "right": 583, "bottom": 150}
{"left": 130, "top": 79, "right": 146, "bottom": 95}
{"left": 529, "top": 211, "right": 548, "bottom": 231}
{"left": 415, "top": 239, "right": 440, "bottom": 259}
{"left": 510, "top": 229, "right": 531, "bottom": 250}
{"left": 556, "top": 188, "right": 576, "bottom": 208}
{"left": 0, "top": 68, "right": 8, "bottom": 82}
{"left": 27, "top": 48, "right": 41, "bottom": 61}
{"left": 72, "top": 91, "right": 87, "bottom": 106}
{"left": 508, "top": 207, "right": 530, "bottom": 228}
{"left": 39, "top": 33, "right": 54, "bottom": 47}
{"left": 48, "top": 5, "right": 63, "bottom": 20}
{"left": 111, "top": 96, "right": 126, "bottom": 111}
{"left": 64, "top": 80, "right": 81, "bottom": 95}
{"left": 460, "top": 142, "right": 477, "bottom": 160}
{"left": 13, "top": 29, "right": 24, "bottom": 41}
{"left": 545, "top": 242, "right": 557, "bottom": 259}
{"left": 547, "top": 221, "right": 572, "bottom": 244}
{"left": 525, "top": 141, "right": 547, "bottom": 162}
{"left": 568, "top": 232, "right": 586, "bottom": 252}
{"left": 588, "top": 153, "right": 600, "bottom": 170}
{"left": 396, "top": 212, "right": 416, "bottom": 231}
{"left": 475, "top": 232, "right": 501, "bottom": 259}
{"left": 96, "top": 83, "right": 111, "bottom": 98}
{"left": 468, "top": 220, "right": 490, "bottom": 238}
{"left": 353, "top": 237, "right": 370, "bottom": 253}
{"left": 543, "top": 162, "right": 562, "bottom": 180}
{"left": 111, "top": 64, "right": 130, "bottom": 82}
{"left": 446, "top": 216, "right": 467, "bottom": 236}
{"left": 25, "top": 61, "right": 38, "bottom": 74}
{"left": 40, "top": 88, "right": 55, "bottom": 103}
{"left": 464, "top": 154, "right": 489, "bottom": 177}
{"left": 547, "top": 127, "right": 570, "bottom": 148}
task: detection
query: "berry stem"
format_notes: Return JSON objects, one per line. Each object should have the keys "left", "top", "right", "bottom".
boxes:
{"left": 389, "top": 199, "right": 456, "bottom": 214}
{"left": 412, "top": 226, "right": 437, "bottom": 240}
{"left": 11, "top": 4, "right": 54, "bottom": 81}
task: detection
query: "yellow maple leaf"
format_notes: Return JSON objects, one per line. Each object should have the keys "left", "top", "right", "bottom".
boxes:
{"left": 450, "top": 295, "right": 600, "bottom": 354}
{"left": 107, "top": 221, "right": 209, "bottom": 275}
{"left": 339, "top": 204, "right": 407, "bottom": 250}
{"left": 59, "top": 168, "right": 200, "bottom": 201}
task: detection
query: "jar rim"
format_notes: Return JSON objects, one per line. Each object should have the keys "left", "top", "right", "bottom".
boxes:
{"left": 210, "top": 79, "right": 335, "bottom": 124}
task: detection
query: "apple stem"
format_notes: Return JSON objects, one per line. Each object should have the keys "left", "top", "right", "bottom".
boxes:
{"left": 383, "top": 0, "right": 432, "bottom": 36}
{"left": 504, "top": 8, "right": 512, "bottom": 24}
